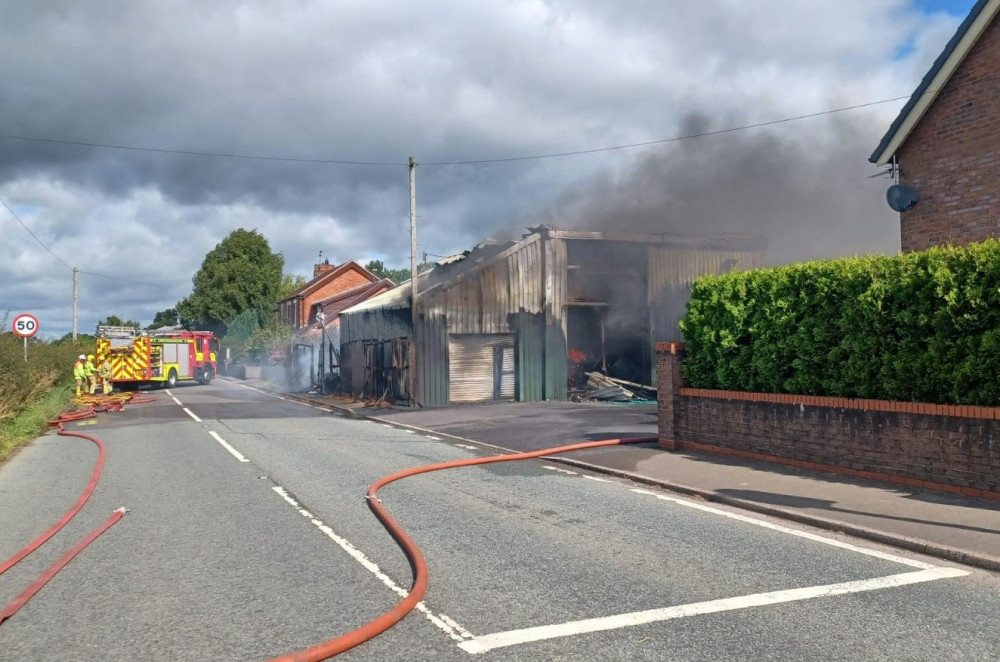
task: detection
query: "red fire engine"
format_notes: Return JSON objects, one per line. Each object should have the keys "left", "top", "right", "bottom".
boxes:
{"left": 95, "top": 325, "right": 218, "bottom": 389}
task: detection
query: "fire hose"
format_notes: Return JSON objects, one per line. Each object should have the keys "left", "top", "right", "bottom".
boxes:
{"left": 267, "top": 434, "right": 657, "bottom": 662}
{"left": 0, "top": 392, "right": 152, "bottom": 625}
{"left": 2, "top": 397, "right": 654, "bottom": 658}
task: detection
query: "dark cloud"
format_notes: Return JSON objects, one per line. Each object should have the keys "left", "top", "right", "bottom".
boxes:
{"left": 0, "top": 1, "right": 963, "bottom": 337}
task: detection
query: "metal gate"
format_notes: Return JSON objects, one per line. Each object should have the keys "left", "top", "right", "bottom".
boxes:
{"left": 448, "top": 334, "right": 515, "bottom": 403}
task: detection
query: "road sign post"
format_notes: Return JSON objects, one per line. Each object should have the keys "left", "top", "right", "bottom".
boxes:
{"left": 12, "top": 313, "right": 40, "bottom": 362}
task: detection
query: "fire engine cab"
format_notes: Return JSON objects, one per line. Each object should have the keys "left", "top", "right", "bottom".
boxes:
{"left": 96, "top": 325, "right": 218, "bottom": 390}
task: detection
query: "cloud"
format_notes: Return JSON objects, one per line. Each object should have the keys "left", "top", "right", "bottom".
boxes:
{"left": 0, "top": 0, "right": 965, "bottom": 337}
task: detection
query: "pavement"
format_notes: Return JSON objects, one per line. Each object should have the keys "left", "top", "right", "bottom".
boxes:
{"left": 232, "top": 378, "right": 1000, "bottom": 573}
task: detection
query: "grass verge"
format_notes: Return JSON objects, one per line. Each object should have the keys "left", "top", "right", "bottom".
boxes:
{"left": 0, "top": 386, "right": 75, "bottom": 465}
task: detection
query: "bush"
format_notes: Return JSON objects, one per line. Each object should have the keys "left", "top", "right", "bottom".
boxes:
{"left": 679, "top": 239, "right": 1000, "bottom": 405}
{"left": 0, "top": 321, "right": 92, "bottom": 461}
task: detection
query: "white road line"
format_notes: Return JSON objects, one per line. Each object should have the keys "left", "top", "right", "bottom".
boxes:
{"left": 630, "top": 489, "right": 937, "bottom": 569}
{"left": 209, "top": 430, "right": 250, "bottom": 463}
{"left": 542, "top": 466, "right": 578, "bottom": 476}
{"left": 458, "top": 567, "right": 968, "bottom": 654}
{"left": 171, "top": 396, "right": 183, "bottom": 406}
{"left": 426, "top": 436, "right": 442, "bottom": 441}
{"left": 271, "top": 486, "right": 474, "bottom": 644}
{"left": 455, "top": 444, "right": 478, "bottom": 450}
{"left": 583, "top": 476, "right": 612, "bottom": 483}
{"left": 183, "top": 408, "right": 203, "bottom": 423}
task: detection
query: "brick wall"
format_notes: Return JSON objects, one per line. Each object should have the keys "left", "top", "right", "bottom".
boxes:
{"left": 298, "top": 268, "right": 373, "bottom": 326}
{"left": 897, "top": 16, "right": 1000, "bottom": 251}
{"left": 656, "top": 343, "right": 1000, "bottom": 500}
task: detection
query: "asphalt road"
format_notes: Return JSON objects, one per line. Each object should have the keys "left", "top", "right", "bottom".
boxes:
{"left": 1, "top": 381, "right": 998, "bottom": 661}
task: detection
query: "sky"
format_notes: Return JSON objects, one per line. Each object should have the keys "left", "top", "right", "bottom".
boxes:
{"left": 0, "top": 0, "right": 981, "bottom": 339}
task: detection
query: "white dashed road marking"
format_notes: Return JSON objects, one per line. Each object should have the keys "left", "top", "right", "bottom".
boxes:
{"left": 271, "top": 485, "right": 474, "bottom": 644}
{"left": 209, "top": 430, "right": 250, "bottom": 463}
{"left": 542, "top": 465, "right": 578, "bottom": 476}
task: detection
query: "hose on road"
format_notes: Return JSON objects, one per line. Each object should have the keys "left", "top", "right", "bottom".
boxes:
{"left": 0, "top": 392, "right": 150, "bottom": 625}
{"left": 268, "top": 435, "right": 657, "bottom": 662}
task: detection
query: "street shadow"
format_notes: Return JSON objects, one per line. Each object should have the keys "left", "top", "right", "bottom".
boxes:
{"left": 669, "top": 450, "right": 1000, "bottom": 512}
{"left": 716, "top": 488, "right": 1000, "bottom": 535}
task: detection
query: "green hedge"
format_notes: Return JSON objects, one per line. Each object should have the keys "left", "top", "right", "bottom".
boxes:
{"left": 0, "top": 331, "right": 91, "bottom": 422}
{"left": 679, "top": 239, "right": 1000, "bottom": 406}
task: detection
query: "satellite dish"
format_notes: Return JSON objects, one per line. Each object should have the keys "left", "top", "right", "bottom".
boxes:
{"left": 886, "top": 184, "right": 919, "bottom": 212}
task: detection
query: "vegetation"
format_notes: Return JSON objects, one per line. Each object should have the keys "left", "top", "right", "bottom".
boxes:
{"left": 0, "top": 319, "right": 90, "bottom": 463}
{"left": 98, "top": 314, "right": 141, "bottom": 329}
{"left": 277, "top": 273, "right": 307, "bottom": 300}
{"left": 149, "top": 308, "right": 180, "bottom": 329}
{"left": 364, "top": 259, "right": 434, "bottom": 284}
{"left": 177, "top": 228, "right": 284, "bottom": 336}
{"left": 680, "top": 239, "right": 1000, "bottom": 406}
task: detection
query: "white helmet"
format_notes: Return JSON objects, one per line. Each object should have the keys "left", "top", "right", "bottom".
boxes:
{"left": 79, "top": 354, "right": 86, "bottom": 360}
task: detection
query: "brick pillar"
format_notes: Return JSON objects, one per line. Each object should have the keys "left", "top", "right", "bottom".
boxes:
{"left": 656, "top": 342, "right": 684, "bottom": 450}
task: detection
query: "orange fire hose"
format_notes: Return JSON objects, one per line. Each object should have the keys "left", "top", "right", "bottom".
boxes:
{"left": 267, "top": 435, "right": 657, "bottom": 662}
{"left": 0, "top": 392, "right": 151, "bottom": 625}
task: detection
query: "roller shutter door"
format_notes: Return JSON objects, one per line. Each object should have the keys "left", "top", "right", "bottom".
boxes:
{"left": 449, "top": 334, "right": 515, "bottom": 403}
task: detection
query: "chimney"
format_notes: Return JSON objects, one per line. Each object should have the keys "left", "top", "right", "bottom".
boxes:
{"left": 313, "top": 258, "right": 334, "bottom": 279}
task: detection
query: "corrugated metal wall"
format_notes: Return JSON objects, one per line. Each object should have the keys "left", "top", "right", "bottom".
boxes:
{"left": 648, "top": 247, "right": 765, "bottom": 343}
{"left": 340, "top": 341, "right": 365, "bottom": 394}
{"left": 544, "top": 237, "right": 568, "bottom": 400}
{"left": 448, "top": 334, "right": 516, "bottom": 402}
{"left": 415, "top": 234, "right": 554, "bottom": 403}
{"left": 416, "top": 314, "right": 448, "bottom": 407}
{"left": 422, "top": 236, "right": 546, "bottom": 333}
{"left": 339, "top": 234, "right": 763, "bottom": 404}
{"left": 341, "top": 306, "right": 411, "bottom": 344}
{"left": 514, "top": 312, "right": 545, "bottom": 402}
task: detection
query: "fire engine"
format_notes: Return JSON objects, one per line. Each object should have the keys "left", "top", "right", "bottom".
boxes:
{"left": 95, "top": 325, "right": 218, "bottom": 390}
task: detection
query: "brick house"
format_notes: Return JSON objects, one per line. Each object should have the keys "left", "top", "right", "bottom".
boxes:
{"left": 277, "top": 259, "right": 382, "bottom": 329}
{"left": 870, "top": 0, "right": 1000, "bottom": 251}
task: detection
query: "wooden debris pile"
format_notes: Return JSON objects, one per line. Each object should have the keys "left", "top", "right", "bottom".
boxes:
{"left": 583, "top": 372, "right": 657, "bottom": 402}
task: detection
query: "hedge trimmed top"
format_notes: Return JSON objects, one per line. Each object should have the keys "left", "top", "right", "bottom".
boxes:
{"left": 680, "top": 239, "right": 1000, "bottom": 406}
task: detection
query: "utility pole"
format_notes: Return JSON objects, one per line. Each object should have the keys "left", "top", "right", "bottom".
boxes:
{"left": 72, "top": 266, "right": 79, "bottom": 341}
{"left": 409, "top": 156, "right": 418, "bottom": 406}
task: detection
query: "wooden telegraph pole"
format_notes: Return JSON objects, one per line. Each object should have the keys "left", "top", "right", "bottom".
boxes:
{"left": 409, "top": 157, "right": 418, "bottom": 407}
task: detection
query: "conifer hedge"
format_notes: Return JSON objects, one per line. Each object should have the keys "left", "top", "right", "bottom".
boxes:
{"left": 679, "top": 240, "right": 1000, "bottom": 406}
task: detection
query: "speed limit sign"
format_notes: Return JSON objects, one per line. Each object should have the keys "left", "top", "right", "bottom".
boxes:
{"left": 12, "top": 313, "right": 40, "bottom": 338}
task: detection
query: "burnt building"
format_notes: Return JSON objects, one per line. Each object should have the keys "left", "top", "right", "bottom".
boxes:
{"left": 339, "top": 227, "right": 765, "bottom": 405}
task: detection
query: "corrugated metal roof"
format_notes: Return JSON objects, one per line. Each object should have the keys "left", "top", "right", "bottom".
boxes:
{"left": 870, "top": 0, "right": 998, "bottom": 165}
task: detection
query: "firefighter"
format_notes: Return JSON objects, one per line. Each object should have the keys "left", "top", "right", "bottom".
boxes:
{"left": 84, "top": 354, "right": 98, "bottom": 395}
{"left": 100, "top": 357, "right": 113, "bottom": 395}
{"left": 73, "top": 354, "right": 87, "bottom": 397}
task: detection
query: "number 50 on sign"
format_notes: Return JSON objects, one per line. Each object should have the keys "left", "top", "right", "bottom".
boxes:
{"left": 12, "top": 313, "right": 40, "bottom": 361}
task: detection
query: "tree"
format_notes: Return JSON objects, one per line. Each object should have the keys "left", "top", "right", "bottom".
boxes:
{"left": 98, "top": 314, "right": 141, "bottom": 329}
{"left": 177, "top": 229, "right": 284, "bottom": 337}
{"left": 149, "top": 308, "right": 179, "bottom": 329}
{"left": 277, "top": 273, "right": 307, "bottom": 300}
{"left": 364, "top": 259, "right": 434, "bottom": 285}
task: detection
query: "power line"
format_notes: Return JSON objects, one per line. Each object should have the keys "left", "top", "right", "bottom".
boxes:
{"left": 0, "top": 194, "right": 165, "bottom": 285}
{"left": 0, "top": 92, "right": 919, "bottom": 168}
{"left": 422, "top": 95, "right": 918, "bottom": 165}
{"left": 0, "top": 194, "right": 72, "bottom": 271}
{"left": 0, "top": 133, "right": 406, "bottom": 167}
